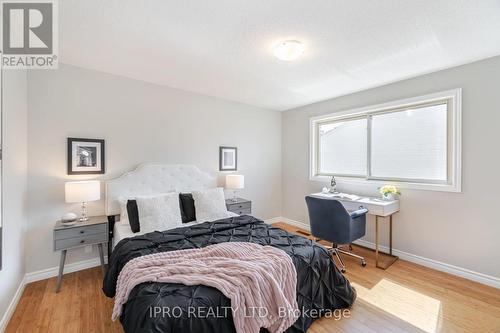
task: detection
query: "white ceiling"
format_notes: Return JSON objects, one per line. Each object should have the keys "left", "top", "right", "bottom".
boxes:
{"left": 60, "top": 1, "right": 500, "bottom": 111}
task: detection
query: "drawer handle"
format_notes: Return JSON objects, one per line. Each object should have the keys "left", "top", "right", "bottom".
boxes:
{"left": 238, "top": 205, "right": 243, "bottom": 208}
{"left": 80, "top": 230, "right": 85, "bottom": 234}
{"left": 80, "top": 240, "right": 85, "bottom": 244}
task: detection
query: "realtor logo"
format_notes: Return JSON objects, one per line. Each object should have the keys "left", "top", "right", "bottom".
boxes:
{"left": 2, "top": 0, "right": 58, "bottom": 68}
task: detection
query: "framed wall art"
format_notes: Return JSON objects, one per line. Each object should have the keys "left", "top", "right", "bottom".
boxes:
{"left": 67, "top": 138, "right": 105, "bottom": 175}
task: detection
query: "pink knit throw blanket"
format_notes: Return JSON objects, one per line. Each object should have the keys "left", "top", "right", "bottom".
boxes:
{"left": 112, "top": 242, "right": 299, "bottom": 333}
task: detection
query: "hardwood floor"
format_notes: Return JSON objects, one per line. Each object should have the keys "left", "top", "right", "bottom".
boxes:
{"left": 6, "top": 267, "right": 122, "bottom": 333}
{"left": 7, "top": 222, "right": 500, "bottom": 333}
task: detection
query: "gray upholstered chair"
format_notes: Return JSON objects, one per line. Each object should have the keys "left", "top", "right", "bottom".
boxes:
{"left": 305, "top": 195, "right": 368, "bottom": 272}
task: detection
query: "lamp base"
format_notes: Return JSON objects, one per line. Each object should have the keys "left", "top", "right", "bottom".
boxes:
{"left": 79, "top": 202, "right": 89, "bottom": 222}
{"left": 231, "top": 190, "right": 239, "bottom": 202}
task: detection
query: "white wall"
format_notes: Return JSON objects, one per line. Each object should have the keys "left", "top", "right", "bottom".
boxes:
{"left": 282, "top": 56, "right": 500, "bottom": 279}
{"left": 26, "top": 64, "right": 282, "bottom": 273}
{"left": 0, "top": 71, "right": 28, "bottom": 325}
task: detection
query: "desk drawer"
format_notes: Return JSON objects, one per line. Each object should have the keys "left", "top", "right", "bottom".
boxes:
{"left": 342, "top": 201, "right": 385, "bottom": 216}
{"left": 55, "top": 223, "right": 106, "bottom": 240}
{"left": 341, "top": 201, "right": 365, "bottom": 212}
{"left": 55, "top": 233, "right": 107, "bottom": 251}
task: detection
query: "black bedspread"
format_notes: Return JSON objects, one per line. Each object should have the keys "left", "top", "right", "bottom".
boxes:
{"left": 103, "top": 215, "right": 356, "bottom": 333}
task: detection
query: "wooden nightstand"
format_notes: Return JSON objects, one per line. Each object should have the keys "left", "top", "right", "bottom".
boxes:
{"left": 226, "top": 198, "right": 251, "bottom": 215}
{"left": 53, "top": 215, "right": 108, "bottom": 292}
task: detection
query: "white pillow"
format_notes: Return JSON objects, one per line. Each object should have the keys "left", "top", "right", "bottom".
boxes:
{"left": 136, "top": 192, "right": 183, "bottom": 233}
{"left": 192, "top": 188, "right": 229, "bottom": 222}
{"left": 118, "top": 190, "right": 176, "bottom": 223}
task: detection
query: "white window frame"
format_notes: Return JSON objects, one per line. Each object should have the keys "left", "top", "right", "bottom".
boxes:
{"left": 310, "top": 89, "right": 462, "bottom": 192}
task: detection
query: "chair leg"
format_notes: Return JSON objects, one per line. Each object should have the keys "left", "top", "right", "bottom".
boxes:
{"left": 327, "top": 242, "right": 366, "bottom": 273}
{"left": 332, "top": 249, "right": 346, "bottom": 273}
{"left": 338, "top": 248, "right": 367, "bottom": 267}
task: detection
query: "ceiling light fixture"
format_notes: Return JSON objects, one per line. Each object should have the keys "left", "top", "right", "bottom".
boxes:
{"left": 273, "top": 40, "right": 304, "bottom": 61}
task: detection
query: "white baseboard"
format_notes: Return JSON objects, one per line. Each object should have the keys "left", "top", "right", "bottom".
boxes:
{"left": 278, "top": 217, "right": 311, "bottom": 231}
{"left": 25, "top": 256, "right": 108, "bottom": 284}
{"left": 270, "top": 216, "right": 500, "bottom": 289}
{"left": 0, "top": 276, "right": 26, "bottom": 333}
{"left": 263, "top": 217, "right": 283, "bottom": 224}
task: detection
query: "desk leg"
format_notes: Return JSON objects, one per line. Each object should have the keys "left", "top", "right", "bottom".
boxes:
{"left": 98, "top": 243, "right": 106, "bottom": 275}
{"left": 389, "top": 214, "right": 393, "bottom": 256}
{"left": 375, "top": 216, "right": 379, "bottom": 267}
{"left": 374, "top": 214, "right": 399, "bottom": 270}
{"left": 55, "top": 250, "right": 67, "bottom": 293}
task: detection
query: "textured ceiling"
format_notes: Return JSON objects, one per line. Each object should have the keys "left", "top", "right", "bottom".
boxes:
{"left": 59, "top": 1, "right": 500, "bottom": 111}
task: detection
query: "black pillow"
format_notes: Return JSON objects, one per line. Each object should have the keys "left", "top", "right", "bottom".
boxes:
{"left": 126, "top": 200, "right": 140, "bottom": 233}
{"left": 179, "top": 193, "right": 196, "bottom": 223}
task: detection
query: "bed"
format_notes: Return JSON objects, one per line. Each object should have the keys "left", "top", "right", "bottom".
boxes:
{"left": 102, "top": 164, "right": 356, "bottom": 333}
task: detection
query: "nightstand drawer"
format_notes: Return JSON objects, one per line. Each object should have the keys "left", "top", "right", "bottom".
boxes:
{"left": 54, "top": 223, "right": 107, "bottom": 240}
{"left": 227, "top": 201, "right": 251, "bottom": 210}
{"left": 233, "top": 208, "right": 251, "bottom": 215}
{"left": 54, "top": 233, "right": 107, "bottom": 251}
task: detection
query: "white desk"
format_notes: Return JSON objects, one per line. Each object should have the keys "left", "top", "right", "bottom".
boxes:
{"left": 310, "top": 192, "right": 400, "bottom": 269}
{"left": 310, "top": 192, "right": 399, "bottom": 216}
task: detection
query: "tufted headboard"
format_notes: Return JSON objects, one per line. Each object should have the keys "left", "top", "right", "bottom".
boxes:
{"left": 105, "top": 164, "right": 217, "bottom": 217}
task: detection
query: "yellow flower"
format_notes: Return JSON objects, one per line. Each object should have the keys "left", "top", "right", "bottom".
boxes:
{"left": 379, "top": 185, "right": 401, "bottom": 196}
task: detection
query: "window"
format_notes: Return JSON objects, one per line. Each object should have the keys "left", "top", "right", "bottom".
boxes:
{"left": 319, "top": 118, "right": 367, "bottom": 176}
{"left": 370, "top": 103, "right": 447, "bottom": 181}
{"left": 310, "top": 89, "right": 461, "bottom": 192}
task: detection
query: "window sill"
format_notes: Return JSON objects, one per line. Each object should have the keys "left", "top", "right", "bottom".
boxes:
{"left": 310, "top": 174, "right": 462, "bottom": 193}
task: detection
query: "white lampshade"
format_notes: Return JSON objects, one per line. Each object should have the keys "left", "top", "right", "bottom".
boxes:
{"left": 65, "top": 181, "right": 101, "bottom": 203}
{"left": 226, "top": 175, "right": 244, "bottom": 190}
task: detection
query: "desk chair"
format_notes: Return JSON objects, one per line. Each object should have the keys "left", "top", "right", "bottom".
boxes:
{"left": 305, "top": 195, "right": 368, "bottom": 272}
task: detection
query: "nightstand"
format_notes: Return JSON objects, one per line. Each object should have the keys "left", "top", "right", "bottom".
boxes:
{"left": 226, "top": 198, "right": 251, "bottom": 215}
{"left": 53, "top": 215, "right": 108, "bottom": 292}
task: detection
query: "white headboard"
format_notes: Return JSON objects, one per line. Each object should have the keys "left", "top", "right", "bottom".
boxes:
{"left": 105, "top": 164, "right": 217, "bottom": 216}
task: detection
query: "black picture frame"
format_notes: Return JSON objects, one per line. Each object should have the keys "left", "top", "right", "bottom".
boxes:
{"left": 67, "top": 138, "right": 105, "bottom": 175}
{"left": 219, "top": 146, "right": 237, "bottom": 171}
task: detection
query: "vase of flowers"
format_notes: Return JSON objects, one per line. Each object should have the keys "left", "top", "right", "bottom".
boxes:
{"left": 379, "top": 185, "right": 401, "bottom": 201}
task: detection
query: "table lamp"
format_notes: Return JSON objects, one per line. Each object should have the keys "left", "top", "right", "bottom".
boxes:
{"left": 226, "top": 174, "right": 244, "bottom": 202}
{"left": 65, "top": 180, "right": 101, "bottom": 221}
